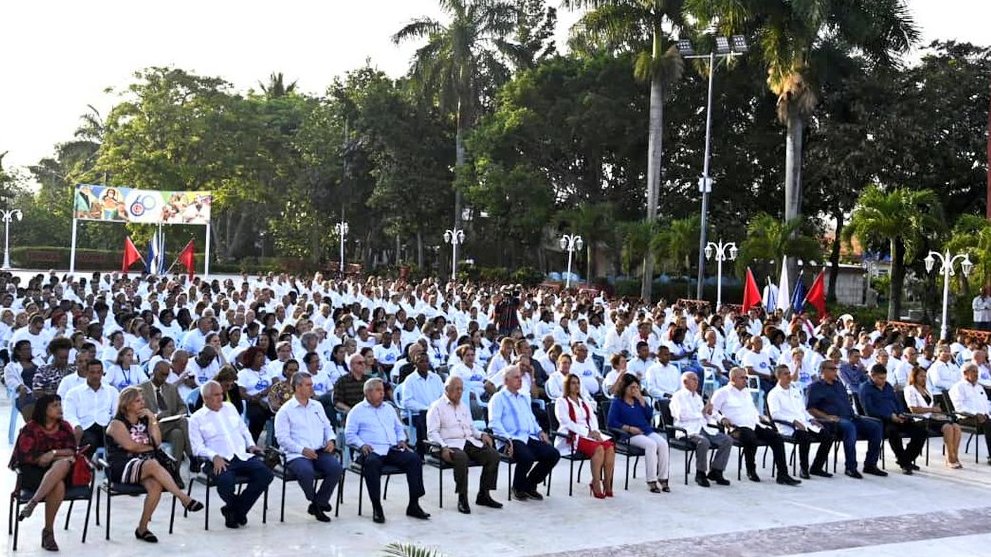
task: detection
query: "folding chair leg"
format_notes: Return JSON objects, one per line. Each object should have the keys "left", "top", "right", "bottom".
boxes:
{"left": 64, "top": 500, "right": 74, "bottom": 530}
{"left": 335, "top": 474, "right": 344, "bottom": 518}
{"left": 168, "top": 495, "right": 176, "bottom": 534}
{"left": 262, "top": 486, "right": 268, "bottom": 524}
{"left": 11, "top": 497, "right": 19, "bottom": 551}
{"left": 280, "top": 476, "right": 287, "bottom": 522}
{"left": 568, "top": 459, "right": 574, "bottom": 497}
{"left": 105, "top": 490, "right": 111, "bottom": 540}
{"left": 82, "top": 489, "right": 93, "bottom": 544}
{"left": 624, "top": 453, "right": 631, "bottom": 490}
{"left": 204, "top": 477, "right": 211, "bottom": 531}
{"left": 438, "top": 467, "right": 444, "bottom": 508}
{"left": 358, "top": 471, "right": 364, "bottom": 516}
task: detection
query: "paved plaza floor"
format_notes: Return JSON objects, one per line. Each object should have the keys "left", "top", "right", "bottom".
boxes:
{"left": 3, "top": 397, "right": 990, "bottom": 556}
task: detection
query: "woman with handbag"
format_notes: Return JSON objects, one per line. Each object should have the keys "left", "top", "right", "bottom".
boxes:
{"left": 554, "top": 374, "right": 616, "bottom": 498}
{"left": 904, "top": 366, "right": 963, "bottom": 468}
{"left": 106, "top": 387, "right": 203, "bottom": 543}
{"left": 9, "top": 394, "right": 81, "bottom": 551}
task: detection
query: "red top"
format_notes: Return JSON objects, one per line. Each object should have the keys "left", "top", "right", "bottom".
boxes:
{"left": 9, "top": 420, "right": 77, "bottom": 469}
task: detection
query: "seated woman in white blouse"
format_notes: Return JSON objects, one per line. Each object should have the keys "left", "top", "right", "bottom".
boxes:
{"left": 554, "top": 373, "right": 615, "bottom": 498}
{"left": 904, "top": 366, "right": 963, "bottom": 468}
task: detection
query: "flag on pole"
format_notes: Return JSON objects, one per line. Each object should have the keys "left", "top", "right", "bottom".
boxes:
{"left": 157, "top": 228, "right": 166, "bottom": 274}
{"left": 776, "top": 257, "right": 791, "bottom": 312}
{"left": 804, "top": 270, "right": 827, "bottom": 316}
{"left": 762, "top": 277, "right": 778, "bottom": 313}
{"left": 742, "top": 267, "right": 762, "bottom": 311}
{"left": 791, "top": 273, "right": 807, "bottom": 313}
{"left": 122, "top": 237, "right": 142, "bottom": 271}
{"left": 177, "top": 240, "right": 195, "bottom": 279}
{"left": 146, "top": 233, "right": 159, "bottom": 274}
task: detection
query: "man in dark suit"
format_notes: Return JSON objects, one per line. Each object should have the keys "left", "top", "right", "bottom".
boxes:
{"left": 140, "top": 360, "right": 191, "bottom": 465}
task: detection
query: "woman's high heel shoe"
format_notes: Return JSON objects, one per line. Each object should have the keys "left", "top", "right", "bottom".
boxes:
{"left": 590, "top": 483, "right": 606, "bottom": 499}
{"left": 17, "top": 500, "right": 37, "bottom": 521}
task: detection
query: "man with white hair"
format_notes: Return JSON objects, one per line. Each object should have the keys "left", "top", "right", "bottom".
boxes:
{"left": 668, "top": 372, "right": 732, "bottom": 487}
{"left": 948, "top": 363, "right": 991, "bottom": 465}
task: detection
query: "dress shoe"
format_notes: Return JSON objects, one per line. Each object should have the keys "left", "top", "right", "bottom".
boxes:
{"left": 746, "top": 471, "right": 761, "bottom": 482}
{"left": 457, "top": 496, "right": 471, "bottom": 514}
{"left": 799, "top": 469, "right": 811, "bottom": 480}
{"left": 900, "top": 465, "right": 914, "bottom": 475}
{"left": 844, "top": 469, "right": 863, "bottom": 479}
{"left": 809, "top": 468, "right": 833, "bottom": 478}
{"left": 220, "top": 505, "right": 240, "bottom": 529}
{"left": 475, "top": 493, "right": 503, "bottom": 509}
{"left": 695, "top": 471, "right": 711, "bottom": 487}
{"left": 524, "top": 489, "right": 544, "bottom": 501}
{"left": 511, "top": 489, "right": 530, "bottom": 501}
{"left": 372, "top": 507, "right": 386, "bottom": 524}
{"left": 707, "top": 470, "right": 731, "bottom": 486}
{"left": 910, "top": 463, "right": 920, "bottom": 471}
{"left": 308, "top": 503, "right": 331, "bottom": 523}
{"left": 776, "top": 475, "right": 801, "bottom": 486}
{"left": 406, "top": 504, "right": 431, "bottom": 520}
{"left": 863, "top": 467, "right": 888, "bottom": 477}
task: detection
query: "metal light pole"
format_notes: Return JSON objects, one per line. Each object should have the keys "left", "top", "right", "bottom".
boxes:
{"left": 1, "top": 209, "right": 22, "bottom": 270}
{"left": 678, "top": 35, "right": 748, "bottom": 299}
{"left": 444, "top": 228, "right": 465, "bottom": 280}
{"left": 704, "top": 239, "right": 737, "bottom": 310}
{"left": 925, "top": 250, "right": 973, "bottom": 341}
{"left": 559, "top": 234, "right": 584, "bottom": 288}
{"left": 334, "top": 221, "right": 349, "bottom": 275}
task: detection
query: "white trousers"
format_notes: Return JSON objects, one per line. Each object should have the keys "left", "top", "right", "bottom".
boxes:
{"left": 629, "top": 432, "right": 669, "bottom": 482}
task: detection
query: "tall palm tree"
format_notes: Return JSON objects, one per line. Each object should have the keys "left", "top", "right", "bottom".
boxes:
{"left": 259, "top": 72, "right": 298, "bottom": 98}
{"left": 737, "top": 213, "right": 821, "bottom": 281}
{"left": 564, "top": 0, "right": 686, "bottom": 301}
{"left": 393, "top": 0, "right": 518, "bottom": 230}
{"left": 842, "top": 186, "right": 943, "bottom": 320}
{"left": 945, "top": 214, "right": 991, "bottom": 294}
{"left": 652, "top": 216, "right": 699, "bottom": 297}
{"left": 688, "top": 0, "right": 918, "bottom": 224}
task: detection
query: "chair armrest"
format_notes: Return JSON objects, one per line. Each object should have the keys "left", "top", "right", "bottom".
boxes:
{"left": 551, "top": 431, "right": 570, "bottom": 441}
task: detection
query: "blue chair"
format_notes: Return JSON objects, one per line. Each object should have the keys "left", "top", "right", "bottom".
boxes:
{"left": 7, "top": 387, "right": 21, "bottom": 444}
{"left": 8, "top": 463, "right": 95, "bottom": 551}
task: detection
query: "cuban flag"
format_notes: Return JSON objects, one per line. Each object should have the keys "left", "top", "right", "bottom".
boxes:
{"left": 146, "top": 229, "right": 166, "bottom": 274}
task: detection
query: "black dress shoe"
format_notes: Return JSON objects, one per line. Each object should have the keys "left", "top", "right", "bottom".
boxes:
{"left": 900, "top": 465, "right": 914, "bottom": 475}
{"left": 910, "top": 463, "right": 920, "bottom": 471}
{"left": 372, "top": 508, "right": 386, "bottom": 524}
{"left": 746, "top": 471, "right": 761, "bottom": 482}
{"left": 511, "top": 489, "right": 530, "bottom": 501}
{"left": 863, "top": 467, "right": 888, "bottom": 477}
{"left": 809, "top": 468, "right": 833, "bottom": 478}
{"left": 524, "top": 489, "right": 544, "bottom": 501}
{"left": 318, "top": 502, "right": 332, "bottom": 512}
{"left": 457, "top": 498, "right": 471, "bottom": 514}
{"left": 308, "top": 503, "right": 331, "bottom": 523}
{"left": 707, "top": 470, "right": 730, "bottom": 486}
{"left": 776, "top": 475, "right": 801, "bottom": 486}
{"left": 220, "top": 506, "right": 239, "bottom": 529}
{"left": 475, "top": 494, "right": 503, "bottom": 509}
{"left": 844, "top": 469, "right": 863, "bottom": 479}
{"left": 799, "top": 469, "right": 811, "bottom": 480}
{"left": 695, "top": 472, "right": 711, "bottom": 487}
{"left": 406, "top": 505, "right": 431, "bottom": 520}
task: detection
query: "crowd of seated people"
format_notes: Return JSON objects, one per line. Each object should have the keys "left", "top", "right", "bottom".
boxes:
{"left": 2, "top": 269, "right": 991, "bottom": 551}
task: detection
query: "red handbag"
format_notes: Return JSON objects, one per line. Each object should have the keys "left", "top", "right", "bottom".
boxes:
{"left": 70, "top": 452, "right": 92, "bottom": 487}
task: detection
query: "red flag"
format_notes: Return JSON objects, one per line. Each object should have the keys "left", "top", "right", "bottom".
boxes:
{"left": 122, "top": 237, "right": 142, "bottom": 271}
{"left": 177, "top": 240, "right": 195, "bottom": 279}
{"left": 742, "top": 267, "right": 762, "bottom": 310}
{"left": 804, "top": 270, "right": 827, "bottom": 317}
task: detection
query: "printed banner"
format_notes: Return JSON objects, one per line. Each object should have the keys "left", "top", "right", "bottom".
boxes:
{"left": 73, "top": 184, "right": 212, "bottom": 225}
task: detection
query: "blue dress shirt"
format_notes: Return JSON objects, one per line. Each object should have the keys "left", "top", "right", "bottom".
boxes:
{"left": 274, "top": 396, "right": 336, "bottom": 462}
{"left": 489, "top": 388, "right": 541, "bottom": 442}
{"left": 344, "top": 399, "right": 406, "bottom": 455}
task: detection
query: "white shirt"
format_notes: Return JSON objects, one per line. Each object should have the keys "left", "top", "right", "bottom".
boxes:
{"left": 570, "top": 358, "right": 601, "bottom": 395}
{"left": 903, "top": 385, "right": 937, "bottom": 418}
{"left": 645, "top": 361, "right": 681, "bottom": 398}
{"left": 627, "top": 357, "right": 655, "bottom": 379}
{"left": 57, "top": 373, "right": 88, "bottom": 398}
{"left": 928, "top": 360, "right": 961, "bottom": 393}
{"left": 426, "top": 396, "right": 483, "bottom": 450}
{"left": 669, "top": 387, "right": 707, "bottom": 435}
{"left": 767, "top": 384, "right": 814, "bottom": 435}
{"left": 553, "top": 396, "right": 600, "bottom": 454}
{"left": 742, "top": 350, "right": 772, "bottom": 377}
{"left": 400, "top": 371, "right": 445, "bottom": 412}
{"left": 948, "top": 380, "right": 990, "bottom": 417}
{"left": 450, "top": 362, "right": 488, "bottom": 393}
{"left": 274, "top": 397, "right": 336, "bottom": 462}
{"left": 105, "top": 364, "right": 146, "bottom": 391}
{"left": 710, "top": 385, "right": 759, "bottom": 429}
{"left": 372, "top": 343, "right": 401, "bottom": 367}
{"left": 189, "top": 401, "right": 256, "bottom": 461}
{"left": 63, "top": 383, "right": 120, "bottom": 429}
{"left": 697, "top": 344, "right": 727, "bottom": 372}
{"left": 238, "top": 367, "right": 276, "bottom": 397}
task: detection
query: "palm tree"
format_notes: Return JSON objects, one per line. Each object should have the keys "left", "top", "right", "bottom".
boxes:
{"left": 688, "top": 0, "right": 918, "bottom": 224}
{"left": 621, "top": 220, "right": 656, "bottom": 281}
{"left": 558, "top": 202, "right": 616, "bottom": 280}
{"left": 945, "top": 214, "right": 991, "bottom": 293}
{"left": 259, "top": 72, "right": 298, "bottom": 98}
{"left": 737, "top": 213, "right": 821, "bottom": 281}
{"left": 652, "top": 216, "right": 699, "bottom": 297}
{"left": 842, "top": 186, "right": 943, "bottom": 320}
{"left": 564, "top": 0, "right": 686, "bottom": 301}
{"left": 393, "top": 0, "right": 518, "bottom": 230}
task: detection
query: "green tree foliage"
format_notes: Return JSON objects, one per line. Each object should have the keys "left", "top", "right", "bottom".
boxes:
{"left": 737, "top": 214, "right": 822, "bottom": 281}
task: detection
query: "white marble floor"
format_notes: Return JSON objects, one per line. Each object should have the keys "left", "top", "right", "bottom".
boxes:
{"left": 4, "top": 397, "right": 991, "bottom": 557}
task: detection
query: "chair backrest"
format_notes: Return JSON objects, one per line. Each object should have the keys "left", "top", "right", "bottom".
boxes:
{"left": 654, "top": 398, "right": 673, "bottom": 430}
{"left": 546, "top": 402, "right": 560, "bottom": 432}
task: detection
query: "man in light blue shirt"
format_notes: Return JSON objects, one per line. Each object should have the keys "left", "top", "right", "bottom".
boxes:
{"left": 345, "top": 378, "right": 428, "bottom": 524}
{"left": 489, "top": 365, "right": 560, "bottom": 501}
{"left": 400, "top": 352, "right": 445, "bottom": 456}
{"left": 274, "top": 372, "right": 343, "bottom": 523}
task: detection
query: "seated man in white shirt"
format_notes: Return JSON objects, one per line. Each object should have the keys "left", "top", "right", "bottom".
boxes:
{"left": 63, "top": 360, "right": 119, "bottom": 454}
{"left": 697, "top": 330, "right": 731, "bottom": 387}
{"left": 741, "top": 337, "right": 775, "bottom": 393}
{"left": 627, "top": 341, "right": 656, "bottom": 379}
{"left": 948, "top": 363, "right": 991, "bottom": 464}
{"left": 545, "top": 354, "right": 591, "bottom": 401}
{"left": 426, "top": 376, "right": 502, "bottom": 514}
{"left": 645, "top": 346, "right": 682, "bottom": 399}
{"left": 668, "top": 372, "right": 732, "bottom": 487}
{"left": 710, "top": 367, "right": 800, "bottom": 486}
{"left": 399, "top": 352, "right": 445, "bottom": 456}
{"left": 189, "top": 380, "right": 274, "bottom": 529}
{"left": 569, "top": 343, "right": 603, "bottom": 399}
{"left": 767, "top": 365, "right": 833, "bottom": 479}
{"left": 929, "top": 346, "right": 962, "bottom": 394}
{"left": 274, "top": 372, "right": 344, "bottom": 523}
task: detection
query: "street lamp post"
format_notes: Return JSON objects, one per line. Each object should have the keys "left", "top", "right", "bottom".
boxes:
{"left": 559, "top": 234, "right": 584, "bottom": 289}
{"left": 444, "top": 228, "right": 465, "bottom": 280}
{"left": 334, "top": 221, "right": 349, "bottom": 276}
{"left": 704, "top": 239, "right": 737, "bottom": 310}
{"left": 678, "top": 35, "right": 748, "bottom": 300}
{"left": 1, "top": 209, "right": 22, "bottom": 270}
{"left": 925, "top": 250, "right": 973, "bottom": 341}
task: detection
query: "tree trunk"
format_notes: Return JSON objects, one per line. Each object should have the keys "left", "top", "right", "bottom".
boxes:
{"left": 454, "top": 99, "right": 466, "bottom": 231}
{"left": 784, "top": 112, "right": 805, "bottom": 284}
{"left": 641, "top": 38, "right": 665, "bottom": 302}
{"left": 827, "top": 210, "right": 843, "bottom": 303}
{"left": 416, "top": 231, "right": 424, "bottom": 269}
{"left": 586, "top": 243, "right": 593, "bottom": 284}
{"left": 889, "top": 238, "right": 907, "bottom": 320}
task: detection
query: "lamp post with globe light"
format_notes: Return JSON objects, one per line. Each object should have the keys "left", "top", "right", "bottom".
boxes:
{"left": 1, "top": 209, "right": 22, "bottom": 270}
{"left": 334, "top": 221, "right": 349, "bottom": 276}
{"left": 925, "top": 250, "right": 973, "bottom": 341}
{"left": 560, "top": 234, "right": 584, "bottom": 288}
{"left": 444, "top": 228, "right": 465, "bottom": 280}
{"left": 704, "top": 239, "right": 737, "bottom": 310}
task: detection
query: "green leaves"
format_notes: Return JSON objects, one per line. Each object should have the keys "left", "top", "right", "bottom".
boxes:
{"left": 382, "top": 543, "right": 446, "bottom": 557}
